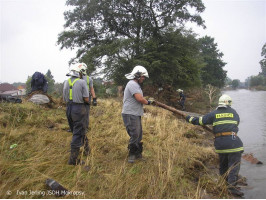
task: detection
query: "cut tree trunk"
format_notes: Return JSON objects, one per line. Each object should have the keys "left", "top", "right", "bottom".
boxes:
{"left": 154, "top": 100, "right": 213, "bottom": 133}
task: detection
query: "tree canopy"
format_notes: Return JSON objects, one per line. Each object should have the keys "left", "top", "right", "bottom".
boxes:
{"left": 137, "top": 30, "right": 204, "bottom": 88}
{"left": 58, "top": 0, "right": 205, "bottom": 52}
{"left": 198, "top": 36, "right": 227, "bottom": 88}
{"left": 58, "top": 0, "right": 227, "bottom": 89}
{"left": 259, "top": 43, "right": 266, "bottom": 76}
{"left": 231, "top": 79, "right": 240, "bottom": 89}
{"left": 45, "top": 69, "right": 55, "bottom": 94}
{"left": 58, "top": 0, "right": 206, "bottom": 84}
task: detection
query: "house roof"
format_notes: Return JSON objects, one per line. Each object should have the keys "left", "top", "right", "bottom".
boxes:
{"left": 0, "top": 83, "right": 17, "bottom": 92}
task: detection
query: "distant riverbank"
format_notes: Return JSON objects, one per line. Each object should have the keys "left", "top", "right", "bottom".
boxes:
{"left": 223, "top": 86, "right": 266, "bottom": 91}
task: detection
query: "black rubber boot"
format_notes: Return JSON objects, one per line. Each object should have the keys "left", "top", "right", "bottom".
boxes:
{"left": 128, "top": 144, "right": 138, "bottom": 163}
{"left": 228, "top": 187, "right": 244, "bottom": 197}
{"left": 68, "top": 148, "right": 84, "bottom": 165}
{"left": 136, "top": 142, "right": 143, "bottom": 159}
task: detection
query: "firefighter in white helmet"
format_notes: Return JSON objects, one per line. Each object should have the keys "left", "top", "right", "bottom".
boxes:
{"left": 77, "top": 62, "right": 97, "bottom": 156}
{"left": 122, "top": 65, "right": 154, "bottom": 163}
{"left": 176, "top": 89, "right": 186, "bottom": 111}
{"left": 185, "top": 94, "right": 244, "bottom": 197}
{"left": 63, "top": 64, "right": 90, "bottom": 165}
{"left": 77, "top": 63, "right": 97, "bottom": 106}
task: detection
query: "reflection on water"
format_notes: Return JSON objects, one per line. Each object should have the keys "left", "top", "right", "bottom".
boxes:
{"left": 223, "top": 90, "right": 266, "bottom": 199}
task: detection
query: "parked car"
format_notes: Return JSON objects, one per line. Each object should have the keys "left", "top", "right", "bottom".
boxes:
{"left": 0, "top": 95, "right": 22, "bottom": 103}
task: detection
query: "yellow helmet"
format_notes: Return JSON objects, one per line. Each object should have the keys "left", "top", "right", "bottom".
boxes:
{"left": 218, "top": 94, "right": 232, "bottom": 106}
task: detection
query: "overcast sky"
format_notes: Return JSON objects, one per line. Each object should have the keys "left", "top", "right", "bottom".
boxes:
{"left": 0, "top": 0, "right": 265, "bottom": 84}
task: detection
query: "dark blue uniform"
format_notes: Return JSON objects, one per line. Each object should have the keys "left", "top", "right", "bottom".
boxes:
{"left": 186, "top": 106, "right": 244, "bottom": 187}
{"left": 179, "top": 92, "right": 186, "bottom": 110}
{"left": 66, "top": 102, "right": 87, "bottom": 149}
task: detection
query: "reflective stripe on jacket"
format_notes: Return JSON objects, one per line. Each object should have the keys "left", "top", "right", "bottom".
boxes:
{"left": 187, "top": 106, "right": 243, "bottom": 154}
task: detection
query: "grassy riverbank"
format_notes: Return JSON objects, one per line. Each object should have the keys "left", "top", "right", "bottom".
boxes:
{"left": 0, "top": 98, "right": 231, "bottom": 199}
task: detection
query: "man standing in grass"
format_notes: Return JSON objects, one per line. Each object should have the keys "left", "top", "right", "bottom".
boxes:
{"left": 185, "top": 94, "right": 244, "bottom": 197}
{"left": 122, "top": 65, "right": 153, "bottom": 163}
{"left": 78, "top": 63, "right": 97, "bottom": 156}
{"left": 177, "top": 89, "right": 186, "bottom": 111}
{"left": 63, "top": 64, "right": 90, "bottom": 165}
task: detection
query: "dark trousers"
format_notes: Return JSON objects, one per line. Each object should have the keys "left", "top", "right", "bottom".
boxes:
{"left": 67, "top": 104, "right": 90, "bottom": 132}
{"left": 122, "top": 114, "right": 143, "bottom": 154}
{"left": 122, "top": 114, "right": 142, "bottom": 145}
{"left": 219, "top": 152, "right": 242, "bottom": 186}
{"left": 66, "top": 103, "right": 87, "bottom": 149}
{"left": 85, "top": 104, "right": 90, "bottom": 131}
{"left": 180, "top": 100, "right": 185, "bottom": 110}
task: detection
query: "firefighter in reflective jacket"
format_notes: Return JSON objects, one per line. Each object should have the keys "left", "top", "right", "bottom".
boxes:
{"left": 185, "top": 94, "right": 244, "bottom": 197}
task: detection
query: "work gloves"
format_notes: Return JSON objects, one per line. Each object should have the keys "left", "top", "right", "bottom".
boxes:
{"left": 92, "top": 98, "right": 97, "bottom": 106}
{"left": 147, "top": 97, "right": 155, "bottom": 105}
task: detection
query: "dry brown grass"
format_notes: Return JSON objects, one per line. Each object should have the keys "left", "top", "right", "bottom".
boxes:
{"left": 0, "top": 98, "right": 230, "bottom": 199}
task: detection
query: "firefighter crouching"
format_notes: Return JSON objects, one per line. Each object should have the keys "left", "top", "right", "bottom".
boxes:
{"left": 185, "top": 94, "right": 244, "bottom": 197}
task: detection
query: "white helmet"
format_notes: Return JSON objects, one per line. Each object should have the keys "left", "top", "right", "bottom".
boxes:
{"left": 218, "top": 94, "right": 232, "bottom": 106}
{"left": 67, "top": 63, "right": 85, "bottom": 77}
{"left": 125, "top": 65, "right": 149, "bottom": 79}
{"left": 76, "top": 63, "right": 87, "bottom": 75}
{"left": 177, "top": 89, "right": 183, "bottom": 93}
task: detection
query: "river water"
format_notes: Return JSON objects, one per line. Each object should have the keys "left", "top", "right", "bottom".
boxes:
{"left": 222, "top": 89, "right": 266, "bottom": 199}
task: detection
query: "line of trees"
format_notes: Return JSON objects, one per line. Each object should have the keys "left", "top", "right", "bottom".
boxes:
{"left": 57, "top": 0, "right": 227, "bottom": 89}
{"left": 245, "top": 43, "right": 266, "bottom": 90}
{"left": 225, "top": 43, "right": 266, "bottom": 91}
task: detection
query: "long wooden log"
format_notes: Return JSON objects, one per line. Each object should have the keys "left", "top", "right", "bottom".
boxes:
{"left": 154, "top": 100, "right": 213, "bottom": 133}
{"left": 154, "top": 101, "right": 187, "bottom": 118}
{"left": 154, "top": 101, "right": 263, "bottom": 164}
